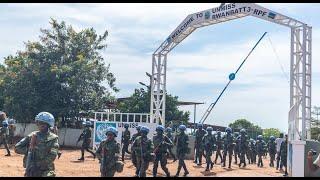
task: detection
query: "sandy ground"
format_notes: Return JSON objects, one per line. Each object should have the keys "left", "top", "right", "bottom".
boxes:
{"left": 0, "top": 146, "right": 285, "bottom": 177}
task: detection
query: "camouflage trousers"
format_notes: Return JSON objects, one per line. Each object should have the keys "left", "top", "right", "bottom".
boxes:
{"left": 194, "top": 146, "right": 204, "bottom": 164}
{"left": 24, "top": 169, "right": 56, "bottom": 177}
{"left": 215, "top": 148, "right": 223, "bottom": 164}
{"left": 0, "top": 137, "right": 10, "bottom": 155}
{"left": 257, "top": 154, "right": 263, "bottom": 167}
{"left": 269, "top": 152, "right": 275, "bottom": 167}
{"left": 205, "top": 150, "right": 214, "bottom": 170}
{"left": 135, "top": 157, "right": 150, "bottom": 177}
{"left": 121, "top": 143, "right": 131, "bottom": 161}
{"left": 153, "top": 153, "right": 170, "bottom": 177}
{"left": 176, "top": 153, "right": 189, "bottom": 176}
{"left": 100, "top": 164, "right": 116, "bottom": 177}
{"left": 239, "top": 150, "right": 247, "bottom": 166}
{"left": 222, "top": 148, "right": 233, "bottom": 168}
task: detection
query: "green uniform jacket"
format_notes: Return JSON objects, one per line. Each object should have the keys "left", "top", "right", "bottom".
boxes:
{"left": 15, "top": 131, "right": 59, "bottom": 177}
{"left": 96, "top": 139, "right": 120, "bottom": 168}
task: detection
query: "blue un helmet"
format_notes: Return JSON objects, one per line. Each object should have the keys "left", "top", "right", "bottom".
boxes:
{"left": 206, "top": 126, "right": 213, "bottom": 132}
{"left": 35, "top": 112, "right": 55, "bottom": 127}
{"left": 2, "top": 120, "right": 8, "bottom": 127}
{"left": 124, "top": 123, "right": 129, "bottom": 129}
{"left": 270, "top": 136, "right": 275, "bottom": 141}
{"left": 217, "top": 131, "right": 221, "bottom": 135}
{"left": 106, "top": 126, "right": 118, "bottom": 137}
{"left": 165, "top": 127, "right": 172, "bottom": 133}
{"left": 240, "top": 128, "right": 246, "bottom": 134}
{"left": 136, "top": 125, "right": 142, "bottom": 131}
{"left": 197, "top": 123, "right": 203, "bottom": 129}
{"left": 257, "top": 135, "right": 263, "bottom": 140}
{"left": 140, "top": 126, "right": 149, "bottom": 135}
{"left": 156, "top": 125, "right": 165, "bottom": 132}
{"left": 225, "top": 127, "right": 232, "bottom": 134}
{"left": 85, "top": 121, "right": 92, "bottom": 126}
{"left": 179, "top": 124, "right": 186, "bottom": 131}
{"left": 8, "top": 119, "right": 16, "bottom": 125}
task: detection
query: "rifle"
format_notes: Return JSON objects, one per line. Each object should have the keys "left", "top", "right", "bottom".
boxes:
{"left": 101, "top": 146, "right": 107, "bottom": 176}
{"left": 25, "top": 134, "right": 37, "bottom": 177}
{"left": 139, "top": 138, "right": 144, "bottom": 177}
{"left": 153, "top": 138, "right": 166, "bottom": 154}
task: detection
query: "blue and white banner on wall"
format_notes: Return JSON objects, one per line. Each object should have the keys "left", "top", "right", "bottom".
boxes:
{"left": 93, "top": 121, "right": 157, "bottom": 150}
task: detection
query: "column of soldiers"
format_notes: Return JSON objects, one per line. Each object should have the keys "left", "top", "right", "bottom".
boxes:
{"left": 1, "top": 111, "right": 289, "bottom": 177}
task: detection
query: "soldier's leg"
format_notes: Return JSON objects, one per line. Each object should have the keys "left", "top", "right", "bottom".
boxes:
{"left": 153, "top": 155, "right": 160, "bottom": 177}
{"left": 168, "top": 147, "right": 177, "bottom": 161}
{"left": 136, "top": 158, "right": 141, "bottom": 177}
{"left": 160, "top": 154, "right": 170, "bottom": 177}
{"left": 132, "top": 151, "right": 137, "bottom": 168}
{"left": 140, "top": 161, "right": 149, "bottom": 177}
{"left": 175, "top": 156, "right": 182, "bottom": 176}
{"left": 182, "top": 158, "right": 189, "bottom": 176}
{"left": 106, "top": 168, "right": 116, "bottom": 177}
{"left": 79, "top": 146, "right": 85, "bottom": 160}
{"left": 218, "top": 150, "right": 223, "bottom": 163}
{"left": 86, "top": 148, "right": 96, "bottom": 158}
{"left": 124, "top": 143, "right": 131, "bottom": 154}
{"left": 198, "top": 149, "right": 203, "bottom": 164}
{"left": 214, "top": 150, "right": 219, "bottom": 164}
{"left": 3, "top": 138, "right": 10, "bottom": 156}
{"left": 222, "top": 149, "right": 227, "bottom": 167}
{"left": 234, "top": 150, "right": 238, "bottom": 164}
{"left": 228, "top": 150, "right": 233, "bottom": 168}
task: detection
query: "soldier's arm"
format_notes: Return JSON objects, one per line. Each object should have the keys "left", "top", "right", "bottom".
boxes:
{"left": 116, "top": 143, "right": 120, "bottom": 154}
{"left": 148, "top": 140, "right": 154, "bottom": 154}
{"left": 95, "top": 142, "right": 103, "bottom": 160}
{"left": 165, "top": 136, "right": 173, "bottom": 146}
{"left": 14, "top": 136, "right": 31, "bottom": 155}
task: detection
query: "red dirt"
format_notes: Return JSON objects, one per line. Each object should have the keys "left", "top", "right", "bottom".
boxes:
{"left": 0, "top": 147, "right": 285, "bottom": 177}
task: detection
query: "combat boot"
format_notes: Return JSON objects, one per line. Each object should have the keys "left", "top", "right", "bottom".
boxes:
{"left": 210, "top": 162, "right": 214, "bottom": 170}
{"left": 5, "top": 153, "right": 11, "bottom": 156}
{"left": 183, "top": 171, "right": 189, "bottom": 177}
{"left": 78, "top": 157, "right": 84, "bottom": 161}
{"left": 205, "top": 163, "right": 210, "bottom": 171}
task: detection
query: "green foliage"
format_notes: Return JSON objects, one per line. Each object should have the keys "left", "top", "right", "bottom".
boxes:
{"left": 0, "top": 18, "right": 118, "bottom": 124}
{"left": 311, "top": 127, "right": 320, "bottom": 141}
{"left": 117, "top": 88, "right": 190, "bottom": 126}
{"left": 228, "top": 119, "right": 263, "bottom": 139}
{"left": 262, "top": 128, "right": 281, "bottom": 140}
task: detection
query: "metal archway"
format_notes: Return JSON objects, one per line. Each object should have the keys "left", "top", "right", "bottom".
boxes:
{"left": 150, "top": 3, "right": 312, "bottom": 144}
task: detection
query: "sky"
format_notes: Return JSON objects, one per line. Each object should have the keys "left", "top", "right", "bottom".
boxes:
{"left": 1, "top": 3, "right": 320, "bottom": 132}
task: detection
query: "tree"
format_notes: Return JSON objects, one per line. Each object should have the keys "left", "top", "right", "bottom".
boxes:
{"left": 228, "top": 119, "right": 263, "bottom": 139}
{"left": 262, "top": 128, "right": 281, "bottom": 140}
{"left": 0, "top": 18, "right": 118, "bottom": 125}
{"left": 117, "top": 88, "right": 190, "bottom": 126}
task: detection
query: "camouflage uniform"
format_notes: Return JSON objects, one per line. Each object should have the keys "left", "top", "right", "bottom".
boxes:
{"left": 246, "top": 141, "right": 252, "bottom": 164}
{"left": 15, "top": 131, "right": 59, "bottom": 177}
{"left": 132, "top": 130, "right": 153, "bottom": 177}
{"left": 239, "top": 130, "right": 248, "bottom": 167}
{"left": 96, "top": 138, "right": 120, "bottom": 177}
{"left": 222, "top": 128, "right": 234, "bottom": 168}
{"left": 256, "top": 136, "right": 265, "bottom": 167}
{"left": 121, "top": 127, "right": 131, "bottom": 161}
{"left": 194, "top": 126, "right": 207, "bottom": 165}
{"left": 0, "top": 122, "right": 11, "bottom": 156}
{"left": 49, "top": 126, "right": 62, "bottom": 159}
{"left": 77, "top": 125, "right": 95, "bottom": 160}
{"left": 234, "top": 133, "right": 240, "bottom": 164}
{"left": 174, "top": 125, "right": 190, "bottom": 177}
{"left": 279, "top": 137, "right": 288, "bottom": 175}
{"left": 249, "top": 139, "right": 257, "bottom": 164}
{"left": 202, "top": 127, "right": 216, "bottom": 171}
{"left": 8, "top": 124, "right": 16, "bottom": 145}
{"left": 152, "top": 129, "right": 172, "bottom": 177}
{"left": 214, "top": 132, "right": 223, "bottom": 164}
{"left": 267, "top": 137, "right": 276, "bottom": 167}
{"left": 131, "top": 127, "right": 141, "bottom": 168}
{"left": 165, "top": 128, "right": 177, "bottom": 161}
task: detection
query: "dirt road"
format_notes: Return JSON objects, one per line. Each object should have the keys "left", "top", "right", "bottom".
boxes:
{"left": 0, "top": 147, "right": 285, "bottom": 177}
